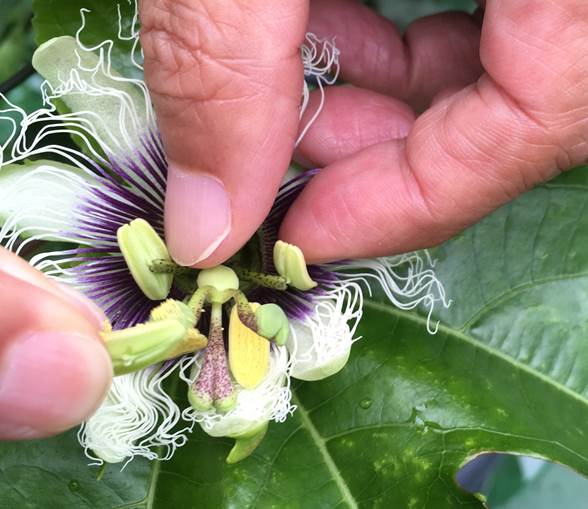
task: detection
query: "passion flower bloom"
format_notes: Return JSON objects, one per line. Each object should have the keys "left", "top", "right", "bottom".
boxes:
{"left": 0, "top": 14, "right": 449, "bottom": 466}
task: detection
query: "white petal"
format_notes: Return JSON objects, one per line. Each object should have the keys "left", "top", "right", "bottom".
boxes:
{"left": 288, "top": 321, "right": 351, "bottom": 381}
{"left": 287, "top": 281, "right": 363, "bottom": 381}
{"left": 0, "top": 160, "right": 94, "bottom": 246}
{"left": 32, "top": 36, "right": 150, "bottom": 156}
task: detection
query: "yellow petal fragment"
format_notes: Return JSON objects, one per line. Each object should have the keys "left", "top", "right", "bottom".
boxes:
{"left": 229, "top": 303, "right": 269, "bottom": 389}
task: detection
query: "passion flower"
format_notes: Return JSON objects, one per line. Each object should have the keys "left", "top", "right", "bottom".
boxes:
{"left": 0, "top": 7, "right": 449, "bottom": 467}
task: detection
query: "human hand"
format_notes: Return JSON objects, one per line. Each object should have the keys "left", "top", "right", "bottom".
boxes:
{"left": 141, "top": 0, "right": 588, "bottom": 265}
{"left": 0, "top": 248, "right": 111, "bottom": 440}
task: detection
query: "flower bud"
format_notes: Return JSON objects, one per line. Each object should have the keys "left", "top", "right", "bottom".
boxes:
{"left": 273, "top": 240, "right": 317, "bottom": 291}
{"left": 117, "top": 219, "right": 173, "bottom": 300}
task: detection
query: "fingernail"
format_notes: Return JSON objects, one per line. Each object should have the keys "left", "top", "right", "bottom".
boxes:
{"left": 165, "top": 168, "right": 231, "bottom": 266}
{"left": 56, "top": 283, "right": 106, "bottom": 328}
{"left": 0, "top": 331, "right": 111, "bottom": 439}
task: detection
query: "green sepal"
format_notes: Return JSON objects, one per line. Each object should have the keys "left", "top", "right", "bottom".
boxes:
{"left": 103, "top": 319, "right": 186, "bottom": 376}
{"left": 226, "top": 422, "right": 268, "bottom": 464}
{"left": 255, "top": 303, "right": 290, "bottom": 346}
{"left": 117, "top": 219, "right": 173, "bottom": 301}
{"left": 273, "top": 241, "right": 317, "bottom": 291}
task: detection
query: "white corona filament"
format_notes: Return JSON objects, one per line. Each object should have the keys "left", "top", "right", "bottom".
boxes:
{"left": 329, "top": 252, "right": 452, "bottom": 334}
{"left": 297, "top": 33, "right": 340, "bottom": 146}
{"left": 288, "top": 281, "right": 363, "bottom": 381}
{"left": 79, "top": 362, "right": 193, "bottom": 466}
{"left": 181, "top": 346, "right": 295, "bottom": 438}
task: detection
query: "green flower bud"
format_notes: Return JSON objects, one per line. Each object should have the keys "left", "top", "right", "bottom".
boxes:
{"left": 197, "top": 265, "right": 239, "bottom": 303}
{"left": 226, "top": 422, "right": 268, "bottom": 464}
{"left": 102, "top": 319, "right": 186, "bottom": 376}
{"left": 273, "top": 240, "right": 317, "bottom": 291}
{"left": 117, "top": 219, "right": 173, "bottom": 300}
{"left": 255, "top": 303, "right": 290, "bottom": 346}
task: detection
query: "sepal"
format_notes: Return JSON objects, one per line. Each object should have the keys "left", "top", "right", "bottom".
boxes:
{"left": 226, "top": 422, "right": 268, "bottom": 464}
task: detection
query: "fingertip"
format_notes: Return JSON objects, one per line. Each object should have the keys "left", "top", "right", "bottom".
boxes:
{"left": 281, "top": 141, "right": 436, "bottom": 263}
{"left": 0, "top": 331, "right": 111, "bottom": 439}
{"left": 0, "top": 249, "right": 106, "bottom": 328}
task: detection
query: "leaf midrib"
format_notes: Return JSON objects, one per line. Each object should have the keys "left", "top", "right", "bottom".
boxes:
{"left": 292, "top": 394, "right": 359, "bottom": 509}
{"left": 365, "top": 300, "right": 588, "bottom": 408}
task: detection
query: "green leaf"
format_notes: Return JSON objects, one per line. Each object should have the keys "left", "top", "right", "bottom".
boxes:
{"left": 0, "top": 430, "right": 152, "bottom": 509}
{"left": 2, "top": 166, "right": 588, "bottom": 507}
{"left": 32, "top": 0, "right": 140, "bottom": 79}
{"left": 369, "top": 0, "right": 477, "bottom": 28}
{"left": 0, "top": 0, "right": 34, "bottom": 82}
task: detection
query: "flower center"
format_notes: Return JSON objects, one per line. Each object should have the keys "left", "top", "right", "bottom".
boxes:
{"left": 102, "top": 218, "right": 316, "bottom": 411}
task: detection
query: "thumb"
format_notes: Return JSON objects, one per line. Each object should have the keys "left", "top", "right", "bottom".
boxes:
{"left": 281, "top": 0, "right": 588, "bottom": 262}
{"left": 0, "top": 249, "right": 111, "bottom": 439}
{"left": 140, "top": 0, "right": 309, "bottom": 267}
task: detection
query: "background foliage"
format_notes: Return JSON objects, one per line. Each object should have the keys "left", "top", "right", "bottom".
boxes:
{"left": 0, "top": 1, "right": 587, "bottom": 507}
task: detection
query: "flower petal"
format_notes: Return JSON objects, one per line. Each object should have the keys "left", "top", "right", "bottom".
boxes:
{"left": 287, "top": 282, "right": 362, "bottom": 381}
{"left": 0, "top": 160, "right": 94, "bottom": 245}
{"left": 32, "top": 36, "right": 149, "bottom": 156}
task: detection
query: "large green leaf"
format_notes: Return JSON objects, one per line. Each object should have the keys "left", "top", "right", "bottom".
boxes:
{"left": 2, "top": 167, "right": 588, "bottom": 508}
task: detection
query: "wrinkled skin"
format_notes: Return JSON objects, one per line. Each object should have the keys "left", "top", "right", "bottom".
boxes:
{"left": 2, "top": 0, "right": 588, "bottom": 438}
{"left": 141, "top": 0, "right": 588, "bottom": 264}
